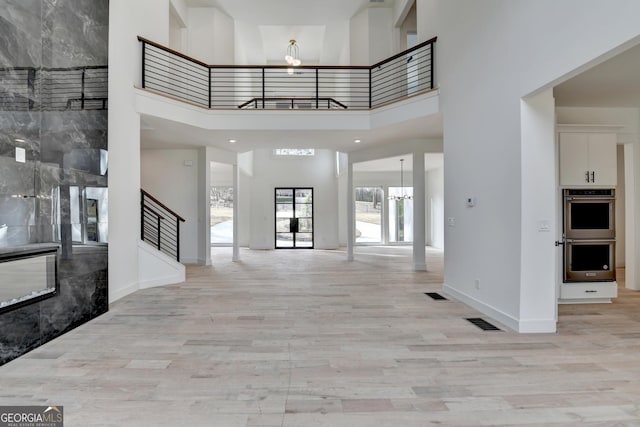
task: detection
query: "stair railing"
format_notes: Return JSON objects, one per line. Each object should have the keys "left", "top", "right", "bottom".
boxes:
{"left": 140, "top": 189, "right": 185, "bottom": 261}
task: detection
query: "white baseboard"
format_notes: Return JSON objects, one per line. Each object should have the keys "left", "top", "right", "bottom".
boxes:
{"left": 443, "top": 284, "right": 556, "bottom": 333}
{"left": 109, "top": 282, "right": 138, "bottom": 304}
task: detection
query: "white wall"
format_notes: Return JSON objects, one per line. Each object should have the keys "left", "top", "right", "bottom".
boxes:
{"left": 350, "top": 7, "right": 394, "bottom": 65}
{"left": 141, "top": 149, "right": 199, "bottom": 264}
{"left": 419, "top": 0, "right": 640, "bottom": 332}
{"left": 108, "top": 0, "right": 170, "bottom": 303}
{"left": 349, "top": 8, "right": 369, "bottom": 66}
{"left": 248, "top": 149, "right": 340, "bottom": 250}
{"left": 187, "top": 7, "right": 234, "bottom": 64}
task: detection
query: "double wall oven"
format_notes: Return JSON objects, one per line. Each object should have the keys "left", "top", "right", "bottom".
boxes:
{"left": 562, "top": 189, "right": 615, "bottom": 282}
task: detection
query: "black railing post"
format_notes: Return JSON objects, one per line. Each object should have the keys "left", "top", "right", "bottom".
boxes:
{"left": 261, "top": 68, "right": 265, "bottom": 109}
{"left": 140, "top": 192, "right": 145, "bottom": 241}
{"left": 176, "top": 218, "right": 180, "bottom": 262}
{"left": 156, "top": 216, "right": 161, "bottom": 250}
{"left": 368, "top": 68, "right": 372, "bottom": 109}
{"left": 208, "top": 67, "right": 212, "bottom": 108}
{"left": 430, "top": 42, "right": 435, "bottom": 89}
{"left": 141, "top": 42, "right": 146, "bottom": 88}
{"left": 315, "top": 69, "right": 319, "bottom": 109}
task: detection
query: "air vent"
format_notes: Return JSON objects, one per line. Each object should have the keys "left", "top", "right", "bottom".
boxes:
{"left": 370, "top": 0, "right": 385, "bottom": 3}
{"left": 466, "top": 318, "right": 501, "bottom": 331}
{"left": 425, "top": 292, "right": 447, "bottom": 301}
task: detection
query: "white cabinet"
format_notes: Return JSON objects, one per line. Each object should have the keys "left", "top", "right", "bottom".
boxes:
{"left": 559, "top": 281, "right": 617, "bottom": 303}
{"left": 559, "top": 132, "right": 617, "bottom": 186}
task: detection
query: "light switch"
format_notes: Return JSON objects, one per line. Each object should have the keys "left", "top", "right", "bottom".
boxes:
{"left": 537, "top": 220, "right": 551, "bottom": 232}
{"left": 447, "top": 217, "right": 456, "bottom": 227}
{"left": 15, "top": 147, "right": 26, "bottom": 163}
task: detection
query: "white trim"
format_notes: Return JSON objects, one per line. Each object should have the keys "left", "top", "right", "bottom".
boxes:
{"left": 443, "top": 283, "right": 519, "bottom": 332}
{"left": 108, "top": 282, "right": 139, "bottom": 304}
{"left": 444, "top": 283, "right": 557, "bottom": 333}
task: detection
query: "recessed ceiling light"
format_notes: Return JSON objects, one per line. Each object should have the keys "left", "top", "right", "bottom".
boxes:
{"left": 15, "top": 138, "right": 25, "bottom": 143}
{"left": 354, "top": 139, "right": 361, "bottom": 144}
{"left": 229, "top": 139, "right": 237, "bottom": 144}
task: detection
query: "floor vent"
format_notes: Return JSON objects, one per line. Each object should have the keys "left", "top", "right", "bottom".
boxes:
{"left": 425, "top": 292, "right": 447, "bottom": 300}
{"left": 466, "top": 317, "right": 501, "bottom": 331}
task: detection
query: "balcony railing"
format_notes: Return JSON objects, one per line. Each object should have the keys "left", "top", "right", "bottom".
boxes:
{"left": 138, "top": 36, "right": 436, "bottom": 110}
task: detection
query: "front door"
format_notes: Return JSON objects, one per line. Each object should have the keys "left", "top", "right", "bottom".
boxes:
{"left": 275, "top": 188, "right": 314, "bottom": 249}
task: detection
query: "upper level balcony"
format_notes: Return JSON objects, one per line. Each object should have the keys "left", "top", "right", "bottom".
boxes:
{"left": 138, "top": 36, "right": 437, "bottom": 111}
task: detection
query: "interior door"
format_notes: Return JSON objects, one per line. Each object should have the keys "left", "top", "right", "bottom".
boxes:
{"left": 275, "top": 188, "right": 313, "bottom": 249}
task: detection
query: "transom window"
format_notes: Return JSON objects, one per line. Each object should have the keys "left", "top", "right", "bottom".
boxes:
{"left": 273, "top": 148, "right": 315, "bottom": 156}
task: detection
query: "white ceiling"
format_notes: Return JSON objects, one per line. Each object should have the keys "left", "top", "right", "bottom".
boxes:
{"left": 554, "top": 42, "right": 640, "bottom": 108}
{"left": 354, "top": 153, "right": 444, "bottom": 172}
{"left": 140, "top": 112, "right": 442, "bottom": 153}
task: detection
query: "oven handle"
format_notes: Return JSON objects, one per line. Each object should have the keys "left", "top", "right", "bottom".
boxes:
{"left": 565, "top": 196, "right": 615, "bottom": 201}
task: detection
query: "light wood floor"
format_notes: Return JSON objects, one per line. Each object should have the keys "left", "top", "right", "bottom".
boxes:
{"left": 1, "top": 247, "right": 640, "bottom": 426}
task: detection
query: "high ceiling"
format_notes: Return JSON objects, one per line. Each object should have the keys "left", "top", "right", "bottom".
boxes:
{"left": 185, "top": 0, "right": 394, "bottom": 64}
{"left": 554, "top": 42, "right": 640, "bottom": 108}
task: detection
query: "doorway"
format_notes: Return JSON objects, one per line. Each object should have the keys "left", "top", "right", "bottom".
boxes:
{"left": 275, "top": 188, "right": 314, "bottom": 249}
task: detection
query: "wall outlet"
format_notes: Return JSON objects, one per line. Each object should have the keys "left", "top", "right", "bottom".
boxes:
{"left": 447, "top": 217, "right": 456, "bottom": 227}
{"left": 474, "top": 279, "right": 480, "bottom": 290}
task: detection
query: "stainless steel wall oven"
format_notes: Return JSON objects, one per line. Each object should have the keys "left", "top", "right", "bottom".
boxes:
{"left": 562, "top": 189, "right": 615, "bottom": 282}
{"left": 564, "top": 239, "right": 615, "bottom": 282}
{"left": 564, "top": 189, "right": 615, "bottom": 239}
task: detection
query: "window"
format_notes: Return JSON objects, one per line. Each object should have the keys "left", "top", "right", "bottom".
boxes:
{"left": 355, "top": 187, "right": 383, "bottom": 243}
{"left": 273, "top": 148, "right": 315, "bottom": 156}
{"left": 210, "top": 186, "right": 234, "bottom": 245}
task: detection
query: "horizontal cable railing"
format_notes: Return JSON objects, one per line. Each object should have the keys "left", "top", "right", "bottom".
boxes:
{"left": 138, "top": 36, "right": 436, "bottom": 110}
{"left": 0, "top": 66, "right": 108, "bottom": 111}
{"left": 141, "top": 189, "right": 186, "bottom": 262}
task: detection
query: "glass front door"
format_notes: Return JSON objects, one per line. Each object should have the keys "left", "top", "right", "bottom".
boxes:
{"left": 275, "top": 188, "right": 313, "bottom": 249}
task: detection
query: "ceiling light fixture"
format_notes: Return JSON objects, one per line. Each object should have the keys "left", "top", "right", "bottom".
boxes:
{"left": 285, "top": 39, "right": 301, "bottom": 67}
{"left": 228, "top": 139, "right": 237, "bottom": 144}
{"left": 388, "top": 158, "right": 413, "bottom": 201}
{"left": 354, "top": 139, "right": 361, "bottom": 144}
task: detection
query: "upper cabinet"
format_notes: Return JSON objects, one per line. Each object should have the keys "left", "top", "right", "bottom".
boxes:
{"left": 559, "top": 132, "right": 617, "bottom": 187}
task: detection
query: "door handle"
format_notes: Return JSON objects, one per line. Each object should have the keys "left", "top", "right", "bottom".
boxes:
{"left": 591, "top": 171, "right": 595, "bottom": 182}
{"left": 585, "top": 171, "right": 590, "bottom": 183}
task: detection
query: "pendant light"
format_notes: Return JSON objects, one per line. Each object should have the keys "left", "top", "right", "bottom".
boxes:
{"left": 388, "top": 158, "right": 413, "bottom": 200}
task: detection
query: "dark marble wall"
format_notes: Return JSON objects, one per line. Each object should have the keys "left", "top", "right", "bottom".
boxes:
{"left": 0, "top": 0, "right": 109, "bottom": 366}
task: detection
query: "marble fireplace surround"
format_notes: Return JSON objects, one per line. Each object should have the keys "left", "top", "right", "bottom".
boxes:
{"left": 0, "top": 0, "right": 109, "bottom": 365}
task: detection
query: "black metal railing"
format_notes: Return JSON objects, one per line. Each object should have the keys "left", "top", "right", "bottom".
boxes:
{"left": 0, "top": 65, "right": 108, "bottom": 111}
{"left": 141, "top": 189, "right": 185, "bottom": 262}
{"left": 138, "top": 36, "right": 436, "bottom": 110}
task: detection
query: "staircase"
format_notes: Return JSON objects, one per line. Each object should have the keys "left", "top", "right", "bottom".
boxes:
{"left": 138, "top": 189, "right": 186, "bottom": 289}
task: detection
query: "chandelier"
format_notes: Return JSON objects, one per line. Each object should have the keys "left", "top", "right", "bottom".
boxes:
{"left": 388, "top": 158, "right": 413, "bottom": 200}
{"left": 285, "top": 39, "right": 301, "bottom": 66}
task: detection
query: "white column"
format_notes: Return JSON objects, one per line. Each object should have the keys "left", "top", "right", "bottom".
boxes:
{"left": 347, "top": 160, "right": 355, "bottom": 261}
{"left": 625, "top": 143, "right": 638, "bottom": 289}
{"left": 197, "top": 147, "right": 212, "bottom": 265}
{"left": 413, "top": 152, "right": 427, "bottom": 270}
{"left": 519, "top": 89, "right": 557, "bottom": 333}
{"left": 233, "top": 163, "right": 240, "bottom": 262}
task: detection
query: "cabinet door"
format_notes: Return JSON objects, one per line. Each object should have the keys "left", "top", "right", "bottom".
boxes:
{"left": 588, "top": 133, "right": 617, "bottom": 186}
{"left": 559, "top": 133, "right": 590, "bottom": 186}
